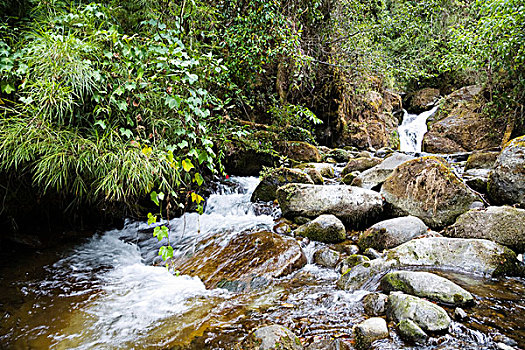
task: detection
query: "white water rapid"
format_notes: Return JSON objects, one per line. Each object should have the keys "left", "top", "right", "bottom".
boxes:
{"left": 398, "top": 105, "right": 439, "bottom": 152}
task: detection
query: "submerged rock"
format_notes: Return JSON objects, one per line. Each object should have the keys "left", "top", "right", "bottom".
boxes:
{"left": 351, "top": 153, "right": 414, "bottom": 190}
{"left": 277, "top": 184, "right": 383, "bottom": 229}
{"left": 251, "top": 167, "right": 313, "bottom": 202}
{"left": 380, "top": 271, "right": 474, "bottom": 306}
{"left": 488, "top": 135, "right": 525, "bottom": 207}
{"left": 295, "top": 215, "right": 346, "bottom": 243}
{"left": 358, "top": 216, "right": 428, "bottom": 251}
{"left": 354, "top": 317, "right": 389, "bottom": 350}
{"left": 446, "top": 206, "right": 525, "bottom": 252}
{"left": 337, "top": 237, "right": 520, "bottom": 291}
{"left": 397, "top": 319, "right": 428, "bottom": 344}
{"left": 381, "top": 156, "right": 479, "bottom": 229}
{"left": 387, "top": 293, "right": 451, "bottom": 332}
{"left": 313, "top": 247, "right": 342, "bottom": 268}
{"left": 239, "top": 325, "right": 303, "bottom": 350}
{"left": 172, "top": 230, "right": 306, "bottom": 291}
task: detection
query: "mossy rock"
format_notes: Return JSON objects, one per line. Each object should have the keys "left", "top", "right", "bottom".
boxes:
{"left": 387, "top": 293, "right": 451, "bottom": 332}
{"left": 342, "top": 157, "right": 382, "bottom": 176}
{"left": 277, "top": 141, "right": 321, "bottom": 163}
{"left": 251, "top": 167, "right": 313, "bottom": 202}
{"left": 239, "top": 325, "right": 303, "bottom": 350}
{"left": 295, "top": 214, "right": 346, "bottom": 243}
{"left": 465, "top": 151, "right": 499, "bottom": 170}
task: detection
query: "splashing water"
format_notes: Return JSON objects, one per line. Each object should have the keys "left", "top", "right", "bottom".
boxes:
{"left": 398, "top": 105, "right": 439, "bottom": 153}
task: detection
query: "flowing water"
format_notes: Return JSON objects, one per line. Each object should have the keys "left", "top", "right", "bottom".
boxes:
{"left": 1, "top": 177, "right": 524, "bottom": 349}
{"left": 398, "top": 106, "right": 439, "bottom": 153}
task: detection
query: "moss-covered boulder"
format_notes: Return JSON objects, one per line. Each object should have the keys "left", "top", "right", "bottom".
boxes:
{"left": 303, "top": 168, "right": 324, "bottom": 184}
{"left": 387, "top": 293, "right": 451, "bottom": 332}
{"left": 397, "top": 319, "right": 428, "bottom": 344}
{"left": 405, "top": 87, "right": 440, "bottom": 114}
{"left": 381, "top": 156, "right": 479, "bottom": 229}
{"left": 295, "top": 214, "right": 346, "bottom": 243}
{"left": 251, "top": 168, "right": 313, "bottom": 202}
{"left": 465, "top": 151, "right": 499, "bottom": 170}
{"left": 277, "top": 141, "right": 322, "bottom": 163}
{"left": 342, "top": 157, "right": 382, "bottom": 176}
{"left": 352, "top": 153, "right": 414, "bottom": 190}
{"left": 488, "top": 135, "right": 525, "bottom": 207}
{"left": 338, "top": 254, "right": 370, "bottom": 274}
{"left": 239, "top": 325, "right": 303, "bottom": 350}
{"left": 380, "top": 271, "right": 474, "bottom": 306}
{"left": 358, "top": 216, "right": 428, "bottom": 251}
{"left": 445, "top": 206, "right": 525, "bottom": 252}
{"left": 172, "top": 230, "right": 306, "bottom": 291}
{"left": 223, "top": 140, "right": 275, "bottom": 176}
{"left": 277, "top": 184, "right": 383, "bottom": 229}
{"left": 297, "top": 163, "right": 335, "bottom": 178}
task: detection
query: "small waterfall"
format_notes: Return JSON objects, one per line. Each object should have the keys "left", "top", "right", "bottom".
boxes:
{"left": 398, "top": 105, "right": 439, "bottom": 153}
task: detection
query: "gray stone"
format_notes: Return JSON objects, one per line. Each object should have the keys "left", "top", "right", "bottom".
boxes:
{"left": 354, "top": 317, "right": 389, "bottom": 350}
{"left": 303, "top": 168, "right": 324, "bottom": 184}
{"left": 338, "top": 255, "right": 370, "bottom": 274}
{"left": 362, "top": 292, "right": 388, "bottom": 316}
{"left": 297, "top": 163, "right": 335, "bottom": 178}
{"left": 465, "top": 151, "right": 499, "bottom": 170}
{"left": 488, "top": 135, "right": 525, "bottom": 206}
{"left": 454, "top": 307, "right": 468, "bottom": 320}
{"left": 277, "top": 184, "right": 383, "bottom": 229}
{"left": 363, "top": 248, "right": 382, "bottom": 260}
{"left": 387, "top": 293, "right": 451, "bottom": 332}
{"left": 239, "top": 325, "right": 303, "bottom": 350}
{"left": 397, "top": 319, "right": 428, "bottom": 343}
{"left": 252, "top": 167, "right": 314, "bottom": 202}
{"left": 337, "top": 237, "right": 521, "bottom": 291}
{"left": 313, "top": 248, "right": 341, "bottom": 268}
{"left": 445, "top": 206, "right": 525, "bottom": 252}
{"left": 358, "top": 216, "right": 428, "bottom": 251}
{"left": 352, "top": 153, "right": 414, "bottom": 190}
{"left": 295, "top": 214, "right": 346, "bottom": 243}
{"left": 380, "top": 271, "right": 474, "bottom": 306}
{"left": 342, "top": 157, "right": 382, "bottom": 175}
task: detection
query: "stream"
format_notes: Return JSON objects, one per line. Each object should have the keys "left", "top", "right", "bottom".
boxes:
{"left": 1, "top": 176, "right": 524, "bottom": 349}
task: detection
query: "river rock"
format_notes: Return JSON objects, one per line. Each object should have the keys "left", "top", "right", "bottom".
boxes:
{"left": 381, "top": 156, "right": 479, "bottom": 229}
{"left": 488, "top": 135, "right": 525, "bottom": 207}
{"left": 445, "top": 206, "right": 525, "bottom": 252}
{"left": 337, "top": 237, "right": 520, "bottom": 291}
{"left": 342, "top": 157, "right": 382, "bottom": 176}
{"left": 313, "top": 247, "right": 341, "bottom": 268}
{"left": 278, "top": 141, "right": 322, "bottom": 163}
{"left": 380, "top": 271, "right": 474, "bottom": 306}
{"left": 251, "top": 168, "right": 314, "bottom": 202}
{"left": 387, "top": 293, "right": 451, "bottom": 332}
{"left": 354, "top": 317, "right": 389, "bottom": 350}
{"left": 341, "top": 172, "right": 359, "bottom": 185}
{"left": 297, "top": 163, "right": 335, "bottom": 178}
{"left": 295, "top": 215, "right": 346, "bottom": 243}
{"left": 338, "top": 254, "right": 370, "bottom": 274}
{"left": 327, "top": 148, "right": 353, "bottom": 162}
{"left": 454, "top": 307, "right": 468, "bottom": 321}
{"left": 426, "top": 85, "right": 483, "bottom": 127}
{"left": 277, "top": 184, "right": 383, "bottom": 229}
{"left": 397, "top": 319, "right": 428, "bottom": 343}
{"left": 303, "top": 168, "right": 324, "bottom": 184}
{"left": 405, "top": 87, "right": 440, "bottom": 114}
{"left": 223, "top": 140, "right": 274, "bottom": 176}
{"left": 362, "top": 292, "right": 388, "bottom": 316}
{"left": 358, "top": 216, "right": 428, "bottom": 251}
{"left": 465, "top": 151, "right": 499, "bottom": 170}
{"left": 351, "top": 153, "right": 414, "bottom": 190}
{"left": 239, "top": 325, "right": 303, "bottom": 350}
{"left": 172, "top": 230, "right": 306, "bottom": 291}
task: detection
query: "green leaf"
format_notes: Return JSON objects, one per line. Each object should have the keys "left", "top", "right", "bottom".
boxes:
{"left": 157, "top": 192, "right": 165, "bottom": 202}
{"left": 182, "top": 159, "right": 194, "bottom": 172}
{"left": 165, "top": 95, "right": 182, "bottom": 109}
{"left": 194, "top": 173, "right": 204, "bottom": 186}
{"left": 1, "top": 82, "right": 14, "bottom": 94}
{"left": 151, "top": 191, "right": 159, "bottom": 206}
{"left": 119, "top": 128, "right": 133, "bottom": 138}
{"left": 153, "top": 226, "right": 169, "bottom": 241}
{"left": 147, "top": 212, "right": 157, "bottom": 225}
{"left": 158, "top": 244, "right": 174, "bottom": 261}
{"left": 191, "top": 192, "right": 204, "bottom": 204}
{"left": 94, "top": 120, "right": 107, "bottom": 130}
{"left": 116, "top": 100, "right": 128, "bottom": 111}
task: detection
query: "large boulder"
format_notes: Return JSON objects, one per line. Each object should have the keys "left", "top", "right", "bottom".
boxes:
{"left": 465, "top": 151, "right": 499, "bottom": 170}
{"left": 223, "top": 140, "right": 274, "bottom": 176}
{"left": 405, "top": 88, "right": 440, "bottom": 114}
{"left": 351, "top": 153, "right": 414, "bottom": 190}
{"left": 172, "top": 230, "right": 306, "bottom": 291}
{"left": 445, "top": 206, "right": 525, "bottom": 252}
{"left": 381, "top": 156, "right": 479, "bottom": 229}
{"left": 239, "top": 325, "right": 303, "bottom": 350}
{"left": 358, "top": 216, "right": 428, "bottom": 251}
{"left": 337, "top": 237, "right": 521, "bottom": 291}
{"left": 397, "top": 319, "right": 428, "bottom": 344}
{"left": 277, "top": 184, "right": 383, "bottom": 229}
{"left": 342, "top": 157, "right": 382, "bottom": 176}
{"left": 354, "top": 317, "right": 389, "bottom": 350}
{"left": 296, "top": 215, "right": 347, "bottom": 243}
{"left": 251, "top": 168, "right": 313, "bottom": 202}
{"left": 387, "top": 293, "right": 451, "bottom": 332}
{"left": 277, "top": 141, "right": 322, "bottom": 163}
{"left": 380, "top": 271, "right": 474, "bottom": 306}
{"left": 488, "top": 135, "right": 525, "bottom": 206}
{"left": 427, "top": 85, "right": 483, "bottom": 127}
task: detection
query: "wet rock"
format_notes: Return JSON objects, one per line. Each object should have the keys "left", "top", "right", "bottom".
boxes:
{"left": 341, "top": 172, "right": 359, "bottom": 185}
{"left": 405, "top": 87, "right": 440, "bottom": 114}
{"left": 277, "top": 184, "right": 383, "bottom": 229}
{"left": 427, "top": 85, "right": 483, "bottom": 127}
{"left": 397, "top": 319, "right": 428, "bottom": 344}
{"left": 297, "top": 163, "right": 335, "bottom": 178}
{"left": 239, "top": 325, "right": 303, "bottom": 350}
{"left": 454, "top": 307, "right": 468, "bottom": 321}
{"left": 375, "top": 147, "right": 394, "bottom": 158}
{"left": 351, "top": 153, "right": 414, "bottom": 190}
{"left": 465, "top": 176, "right": 488, "bottom": 193}
{"left": 278, "top": 141, "right": 322, "bottom": 163}
{"left": 313, "top": 248, "right": 341, "bottom": 268}
{"left": 333, "top": 243, "right": 360, "bottom": 256}
{"left": 354, "top": 317, "right": 389, "bottom": 349}
{"left": 305, "top": 338, "right": 351, "bottom": 350}
{"left": 223, "top": 139, "right": 275, "bottom": 176}
{"left": 338, "top": 254, "right": 370, "bottom": 274}
{"left": 172, "top": 230, "right": 307, "bottom": 291}
{"left": 342, "top": 157, "right": 382, "bottom": 176}
{"left": 380, "top": 271, "right": 474, "bottom": 306}
{"left": 387, "top": 293, "right": 451, "bottom": 332}
{"left": 363, "top": 248, "right": 382, "bottom": 260}
{"left": 362, "top": 292, "right": 388, "bottom": 316}
{"left": 251, "top": 168, "right": 314, "bottom": 202}
{"left": 337, "top": 237, "right": 521, "bottom": 291}
{"left": 445, "top": 206, "right": 525, "bottom": 252}
{"left": 358, "top": 216, "right": 428, "bottom": 251}
{"left": 273, "top": 219, "right": 293, "bottom": 236}
{"left": 465, "top": 151, "right": 499, "bottom": 170}
{"left": 303, "top": 168, "right": 324, "bottom": 184}
{"left": 381, "top": 156, "right": 479, "bottom": 229}
{"left": 488, "top": 135, "right": 525, "bottom": 206}
{"left": 295, "top": 214, "right": 346, "bottom": 243}
{"left": 327, "top": 148, "right": 353, "bottom": 162}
